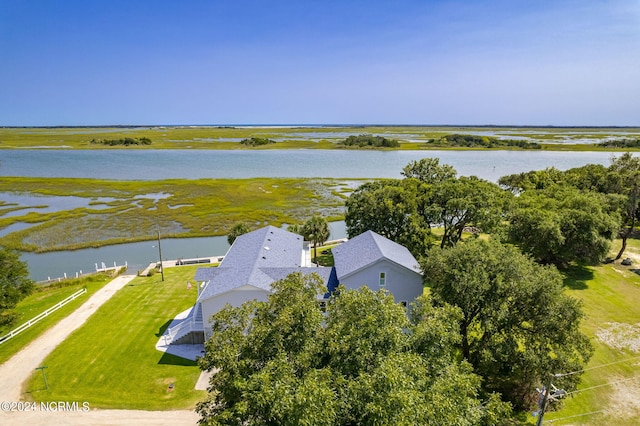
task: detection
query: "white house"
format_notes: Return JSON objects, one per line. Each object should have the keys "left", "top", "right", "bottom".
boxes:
{"left": 162, "top": 225, "right": 422, "bottom": 345}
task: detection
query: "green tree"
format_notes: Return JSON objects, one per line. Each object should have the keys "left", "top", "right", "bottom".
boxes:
{"left": 606, "top": 153, "right": 640, "bottom": 260}
{"left": 286, "top": 223, "right": 302, "bottom": 235}
{"left": 0, "top": 247, "right": 35, "bottom": 326}
{"left": 301, "top": 216, "right": 330, "bottom": 264}
{"left": 507, "top": 186, "right": 620, "bottom": 266}
{"left": 346, "top": 161, "right": 509, "bottom": 252}
{"left": 427, "top": 176, "right": 510, "bottom": 248}
{"left": 401, "top": 158, "right": 457, "bottom": 184}
{"left": 498, "top": 167, "right": 567, "bottom": 193}
{"left": 345, "top": 180, "right": 432, "bottom": 255}
{"left": 420, "top": 239, "right": 592, "bottom": 410}
{"left": 197, "top": 272, "right": 510, "bottom": 425}
{"left": 226, "top": 222, "right": 250, "bottom": 245}
{"left": 499, "top": 157, "right": 639, "bottom": 262}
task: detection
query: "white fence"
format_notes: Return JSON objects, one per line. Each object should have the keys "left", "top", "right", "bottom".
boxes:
{"left": 38, "top": 261, "right": 127, "bottom": 285}
{"left": 0, "top": 288, "right": 87, "bottom": 344}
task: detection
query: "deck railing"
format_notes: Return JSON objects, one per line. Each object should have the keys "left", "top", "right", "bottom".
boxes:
{"left": 163, "top": 316, "right": 203, "bottom": 345}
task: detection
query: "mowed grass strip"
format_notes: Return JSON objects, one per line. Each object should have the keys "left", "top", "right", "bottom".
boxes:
{"left": 0, "top": 273, "right": 115, "bottom": 366}
{"left": 544, "top": 239, "right": 640, "bottom": 425}
{"left": 23, "top": 265, "right": 206, "bottom": 410}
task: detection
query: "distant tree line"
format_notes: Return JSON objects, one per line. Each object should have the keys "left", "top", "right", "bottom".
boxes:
{"left": 239, "top": 137, "right": 276, "bottom": 146}
{"left": 90, "top": 137, "right": 152, "bottom": 146}
{"left": 426, "top": 134, "right": 541, "bottom": 149}
{"left": 338, "top": 134, "right": 400, "bottom": 148}
{"left": 597, "top": 138, "right": 640, "bottom": 148}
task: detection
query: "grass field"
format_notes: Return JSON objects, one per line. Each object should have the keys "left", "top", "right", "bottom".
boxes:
{"left": 0, "top": 177, "right": 354, "bottom": 252}
{"left": 1, "top": 126, "right": 639, "bottom": 151}
{"left": 23, "top": 265, "right": 205, "bottom": 410}
{"left": 542, "top": 239, "right": 640, "bottom": 425}
{"left": 0, "top": 273, "right": 116, "bottom": 366}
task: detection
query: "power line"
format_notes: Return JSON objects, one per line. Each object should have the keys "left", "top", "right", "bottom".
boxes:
{"left": 546, "top": 410, "right": 605, "bottom": 424}
{"left": 554, "top": 355, "right": 640, "bottom": 378}
{"left": 545, "top": 376, "right": 640, "bottom": 424}
{"left": 566, "top": 375, "right": 640, "bottom": 396}
{"left": 536, "top": 356, "right": 640, "bottom": 423}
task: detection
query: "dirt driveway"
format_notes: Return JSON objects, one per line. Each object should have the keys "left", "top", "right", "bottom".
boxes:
{"left": 0, "top": 273, "right": 199, "bottom": 425}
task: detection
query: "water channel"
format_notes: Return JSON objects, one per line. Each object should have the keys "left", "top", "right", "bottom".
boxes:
{"left": 0, "top": 149, "right": 623, "bottom": 280}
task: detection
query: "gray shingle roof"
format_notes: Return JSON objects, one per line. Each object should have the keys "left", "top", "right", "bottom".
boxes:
{"left": 195, "top": 226, "right": 420, "bottom": 302}
{"left": 196, "top": 226, "right": 331, "bottom": 300}
{"left": 332, "top": 230, "right": 421, "bottom": 279}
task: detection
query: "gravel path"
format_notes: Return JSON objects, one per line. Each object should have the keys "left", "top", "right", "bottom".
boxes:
{"left": 0, "top": 273, "right": 199, "bottom": 425}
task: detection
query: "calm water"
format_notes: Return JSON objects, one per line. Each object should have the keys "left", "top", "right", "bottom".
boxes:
{"left": 0, "top": 148, "right": 623, "bottom": 280}
{"left": 22, "top": 221, "right": 347, "bottom": 281}
{"left": 0, "top": 149, "right": 618, "bottom": 181}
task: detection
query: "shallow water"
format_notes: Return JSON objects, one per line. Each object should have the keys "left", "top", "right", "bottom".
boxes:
{"left": 23, "top": 221, "right": 348, "bottom": 281}
{"left": 0, "top": 149, "right": 619, "bottom": 181}
{"left": 0, "top": 148, "right": 627, "bottom": 280}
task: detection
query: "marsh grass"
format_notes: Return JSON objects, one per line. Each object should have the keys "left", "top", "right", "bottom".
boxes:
{"left": 1, "top": 126, "right": 638, "bottom": 151}
{"left": 23, "top": 265, "right": 205, "bottom": 410}
{"left": 0, "top": 177, "right": 354, "bottom": 252}
{"left": 0, "top": 273, "right": 114, "bottom": 365}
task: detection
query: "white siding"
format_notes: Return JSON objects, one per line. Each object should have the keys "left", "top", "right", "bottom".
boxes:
{"left": 201, "top": 286, "right": 270, "bottom": 339}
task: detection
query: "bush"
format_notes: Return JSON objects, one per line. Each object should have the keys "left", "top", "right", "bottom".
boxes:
{"left": 0, "top": 310, "right": 19, "bottom": 327}
{"left": 239, "top": 137, "right": 276, "bottom": 146}
{"left": 426, "top": 134, "right": 540, "bottom": 149}
{"left": 90, "top": 137, "right": 152, "bottom": 146}
{"left": 339, "top": 134, "right": 400, "bottom": 148}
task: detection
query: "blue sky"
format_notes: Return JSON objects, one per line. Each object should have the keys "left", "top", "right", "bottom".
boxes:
{"left": 1, "top": 0, "right": 638, "bottom": 126}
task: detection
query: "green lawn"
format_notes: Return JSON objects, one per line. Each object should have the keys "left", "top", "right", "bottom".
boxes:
{"left": 0, "top": 273, "right": 115, "bottom": 366}
{"left": 23, "top": 265, "right": 206, "bottom": 410}
{"left": 542, "top": 240, "right": 640, "bottom": 425}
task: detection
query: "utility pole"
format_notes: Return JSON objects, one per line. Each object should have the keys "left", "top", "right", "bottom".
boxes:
{"left": 157, "top": 231, "right": 164, "bottom": 281}
{"left": 536, "top": 373, "right": 566, "bottom": 426}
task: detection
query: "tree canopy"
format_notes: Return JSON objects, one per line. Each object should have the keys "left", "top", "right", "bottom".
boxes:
{"left": 90, "top": 137, "right": 151, "bottom": 146}
{"left": 338, "top": 134, "right": 400, "bottom": 148}
{"left": 428, "top": 176, "right": 510, "bottom": 248}
{"left": 401, "top": 157, "right": 457, "bottom": 184}
{"left": 227, "top": 223, "right": 251, "bottom": 245}
{"left": 239, "top": 137, "right": 276, "bottom": 146}
{"left": 499, "top": 155, "right": 638, "bottom": 263}
{"left": 0, "top": 246, "right": 35, "bottom": 326}
{"left": 346, "top": 159, "right": 510, "bottom": 252}
{"left": 425, "top": 134, "right": 541, "bottom": 149}
{"left": 507, "top": 186, "right": 620, "bottom": 266}
{"left": 345, "top": 180, "right": 433, "bottom": 255}
{"left": 420, "top": 239, "right": 592, "bottom": 410}
{"left": 301, "top": 216, "right": 330, "bottom": 264}
{"left": 197, "top": 272, "right": 510, "bottom": 425}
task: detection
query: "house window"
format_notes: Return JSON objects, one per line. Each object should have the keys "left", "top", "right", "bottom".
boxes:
{"left": 379, "top": 272, "right": 386, "bottom": 287}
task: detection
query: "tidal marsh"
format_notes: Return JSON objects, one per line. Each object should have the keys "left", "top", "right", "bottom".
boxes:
{"left": 2, "top": 126, "right": 639, "bottom": 151}
{"left": 0, "top": 177, "right": 356, "bottom": 252}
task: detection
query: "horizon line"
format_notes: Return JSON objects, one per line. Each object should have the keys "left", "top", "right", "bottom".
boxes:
{"left": 2, "top": 123, "right": 640, "bottom": 129}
